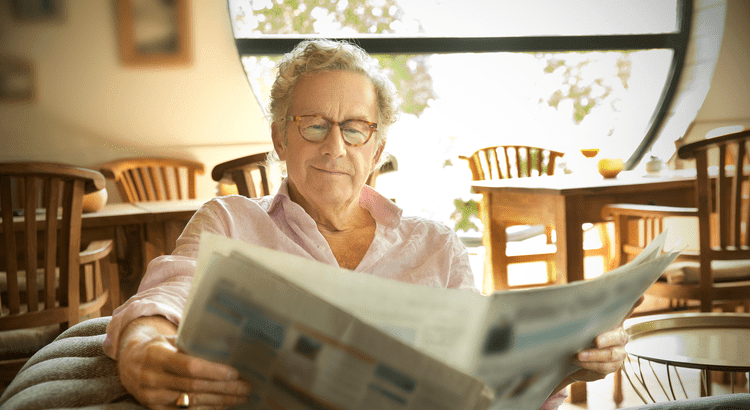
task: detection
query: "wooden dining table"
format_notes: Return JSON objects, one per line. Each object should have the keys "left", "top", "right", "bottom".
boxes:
{"left": 471, "top": 170, "right": 697, "bottom": 291}
{"left": 80, "top": 199, "right": 208, "bottom": 299}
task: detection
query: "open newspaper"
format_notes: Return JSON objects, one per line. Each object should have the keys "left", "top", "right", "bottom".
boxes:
{"left": 177, "top": 231, "right": 680, "bottom": 410}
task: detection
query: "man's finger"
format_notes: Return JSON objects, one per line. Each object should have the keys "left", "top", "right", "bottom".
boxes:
{"left": 576, "top": 346, "right": 627, "bottom": 363}
{"left": 595, "top": 326, "right": 628, "bottom": 348}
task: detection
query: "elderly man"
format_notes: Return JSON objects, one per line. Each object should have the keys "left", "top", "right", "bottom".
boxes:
{"left": 104, "top": 39, "right": 629, "bottom": 410}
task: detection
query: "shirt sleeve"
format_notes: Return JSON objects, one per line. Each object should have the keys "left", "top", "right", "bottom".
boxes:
{"left": 102, "top": 200, "right": 227, "bottom": 359}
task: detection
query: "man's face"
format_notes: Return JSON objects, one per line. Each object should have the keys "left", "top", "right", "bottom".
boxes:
{"left": 273, "top": 70, "right": 383, "bottom": 210}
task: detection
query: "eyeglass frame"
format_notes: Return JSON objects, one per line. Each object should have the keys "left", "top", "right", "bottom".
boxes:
{"left": 286, "top": 114, "right": 378, "bottom": 147}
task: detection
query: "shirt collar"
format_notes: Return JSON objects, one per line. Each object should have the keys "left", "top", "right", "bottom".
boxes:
{"left": 359, "top": 183, "right": 402, "bottom": 229}
{"left": 267, "top": 178, "right": 402, "bottom": 229}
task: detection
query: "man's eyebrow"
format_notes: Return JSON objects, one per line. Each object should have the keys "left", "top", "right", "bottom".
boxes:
{"left": 299, "top": 113, "right": 375, "bottom": 122}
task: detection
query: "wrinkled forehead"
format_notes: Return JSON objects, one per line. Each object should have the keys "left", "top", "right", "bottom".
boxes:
{"left": 289, "top": 70, "right": 378, "bottom": 120}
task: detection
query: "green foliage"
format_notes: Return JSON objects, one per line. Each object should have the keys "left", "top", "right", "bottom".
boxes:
{"left": 539, "top": 52, "right": 632, "bottom": 125}
{"left": 237, "top": 0, "right": 434, "bottom": 116}
{"left": 376, "top": 54, "right": 435, "bottom": 116}
{"left": 451, "top": 198, "right": 480, "bottom": 232}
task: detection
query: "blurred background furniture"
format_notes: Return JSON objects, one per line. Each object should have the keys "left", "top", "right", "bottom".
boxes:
{"left": 211, "top": 152, "right": 398, "bottom": 198}
{"left": 76, "top": 200, "right": 205, "bottom": 301}
{"left": 472, "top": 171, "right": 699, "bottom": 405}
{"left": 99, "top": 157, "right": 205, "bottom": 293}
{"left": 212, "top": 152, "right": 271, "bottom": 198}
{"left": 366, "top": 153, "right": 398, "bottom": 189}
{"left": 460, "top": 145, "right": 561, "bottom": 289}
{"left": 461, "top": 145, "right": 610, "bottom": 291}
{"left": 99, "top": 157, "right": 205, "bottom": 203}
{"left": 604, "top": 129, "right": 750, "bottom": 314}
{"left": 0, "top": 162, "right": 119, "bottom": 387}
{"left": 461, "top": 145, "right": 565, "bottom": 182}
{"left": 604, "top": 130, "right": 750, "bottom": 405}
{"left": 623, "top": 312, "right": 750, "bottom": 402}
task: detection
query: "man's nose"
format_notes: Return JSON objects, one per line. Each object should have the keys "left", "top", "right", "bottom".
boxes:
{"left": 320, "top": 123, "right": 347, "bottom": 157}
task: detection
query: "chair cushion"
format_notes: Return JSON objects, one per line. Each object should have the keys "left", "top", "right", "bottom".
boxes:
{"left": 662, "top": 260, "right": 750, "bottom": 284}
{"left": 0, "top": 316, "right": 145, "bottom": 410}
{"left": 457, "top": 225, "right": 547, "bottom": 248}
{"left": 506, "top": 225, "right": 547, "bottom": 242}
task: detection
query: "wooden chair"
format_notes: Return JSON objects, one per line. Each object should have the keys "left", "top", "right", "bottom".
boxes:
{"left": 212, "top": 152, "right": 272, "bottom": 198}
{"left": 460, "top": 145, "right": 610, "bottom": 290}
{"left": 604, "top": 130, "right": 750, "bottom": 404}
{"left": 604, "top": 130, "right": 750, "bottom": 312}
{"left": 99, "top": 157, "right": 205, "bottom": 202}
{"left": 460, "top": 145, "right": 565, "bottom": 181}
{"left": 366, "top": 154, "right": 398, "bottom": 189}
{"left": 0, "top": 162, "right": 120, "bottom": 384}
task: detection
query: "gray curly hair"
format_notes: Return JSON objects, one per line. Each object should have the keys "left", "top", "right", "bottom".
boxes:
{"left": 267, "top": 39, "right": 399, "bottom": 172}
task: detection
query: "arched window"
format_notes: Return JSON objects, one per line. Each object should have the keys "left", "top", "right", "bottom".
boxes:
{"left": 227, "top": 0, "right": 724, "bottom": 223}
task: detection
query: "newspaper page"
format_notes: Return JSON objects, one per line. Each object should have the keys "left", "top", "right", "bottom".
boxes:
{"left": 177, "top": 235, "right": 492, "bottom": 410}
{"left": 474, "top": 238, "right": 679, "bottom": 409}
{"left": 178, "top": 231, "right": 679, "bottom": 410}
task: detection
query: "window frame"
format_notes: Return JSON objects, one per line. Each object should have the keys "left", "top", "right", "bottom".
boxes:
{"left": 232, "top": 0, "right": 692, "bottom": 169}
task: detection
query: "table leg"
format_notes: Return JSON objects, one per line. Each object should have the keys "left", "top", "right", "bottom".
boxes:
{"left": 613, "top": 368, "right": 624, "bottom": 406}
{"left": 164, "top": 220, "right": 186, "bottom": 254}
{"left": 143, "top": 222, "right": 167, "bottom": 271}
{"left": 81, "top": 225, "right": 133, "bottom": 305}
{"left": 569, "top": 381, "right": 587, "bottom": 404}
{"left": 143, "top": 220, "right": 188, "bottom": 274}
{"left": 552, "top": 197, "right": 568, "bottom": 285}
{"left": 102, "top": 249, "right": 120, "bottom": 314}
{"left": 480, "top": 193, "right": 510, "bottom": 292}
{"left": 561, "top": 197, "right": 585, "bottom": 283}
{"left": 560, "top": 197, "right": 588, "bottom": 403}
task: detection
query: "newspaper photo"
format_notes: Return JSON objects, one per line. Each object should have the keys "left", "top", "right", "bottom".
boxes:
{"left": 177, "top": 231, "right": 679, "bottom": 410}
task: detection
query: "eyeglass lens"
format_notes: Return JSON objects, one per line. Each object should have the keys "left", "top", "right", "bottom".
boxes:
{"left": 297, "top": 116, "right": 373, "bottom": 146}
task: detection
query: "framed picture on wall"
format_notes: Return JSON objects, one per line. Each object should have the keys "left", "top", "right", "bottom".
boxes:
{"left": 0, "top": 57, "right": 34, "bottom": 104}
{"left": 10, "top": 0, "right": 64, "bottom": 22}
{"left": 115, "top": 0, "right": 192, "bottom": 67}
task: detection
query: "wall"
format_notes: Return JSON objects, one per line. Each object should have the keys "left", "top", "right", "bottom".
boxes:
{"left": 0, "top": 0, "right": 272, "bottom": 200}
{"left": 687, "top": 0, "right": 750, "bottom": 140}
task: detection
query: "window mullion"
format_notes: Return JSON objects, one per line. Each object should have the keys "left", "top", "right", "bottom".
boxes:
{"left": 235, "top": 33, "right": 683, "bottom": 56}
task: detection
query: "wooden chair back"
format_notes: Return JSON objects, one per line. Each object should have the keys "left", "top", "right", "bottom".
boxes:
{"left": 459, "top": 145, "right": 564, "bottom": 181}
{"left": 366, "top": 154, "right": 398, "bottom": 188}
{"left": 99, "top": 158, "right": 205, "bottom": 202}
{"left": 0, "top": 163, "right": 105, "bottom": 332}
{"left": 605, "top": 130, "right": 750, "bottom": 312}
{"left": 212, "top": 152, "right": 271, "bottom": 198}
{"left": 678, "top": 129, "right": 750, "bottom": 310}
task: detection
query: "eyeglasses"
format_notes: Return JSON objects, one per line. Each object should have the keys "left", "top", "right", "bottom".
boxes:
{"left": 287, "top": 115, "right": 378, "bottom": 147}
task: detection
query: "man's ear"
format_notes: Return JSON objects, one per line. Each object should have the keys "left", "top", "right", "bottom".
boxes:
{"left": 271, "top": 122, "right": 287, "bottom": 161}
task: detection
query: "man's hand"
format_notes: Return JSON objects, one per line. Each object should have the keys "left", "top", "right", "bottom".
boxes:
{"left": 117, "top": 316, "right": 252, "bottom": 410}
{"left": 567, "top": 295, "right": 643, "bottom": 382}
{"left": 568, "top": 325, "right": 629, "bottom": 382}
{"left": 549, "top": 295, "right": 644, "bottom": 396}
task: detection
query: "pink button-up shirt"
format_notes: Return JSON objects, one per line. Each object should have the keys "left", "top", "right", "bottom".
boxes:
{"left": 103, "top": 180, "right": 477, "bottom": 358}
{"left": 102, "top": 180, "right": 565, "bottom": 409}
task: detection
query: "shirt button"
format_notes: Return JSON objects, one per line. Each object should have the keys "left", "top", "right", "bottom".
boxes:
{"left": 318, "top": 245, "right": 326, "bottom": 251}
